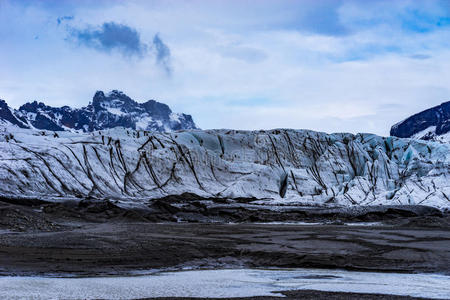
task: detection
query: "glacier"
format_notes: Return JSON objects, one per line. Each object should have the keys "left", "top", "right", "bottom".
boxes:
{"left": 0, "top": 125, "right": 449, "bottom": 210}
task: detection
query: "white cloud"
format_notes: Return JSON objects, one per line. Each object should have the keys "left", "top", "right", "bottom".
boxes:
{"left": 1, "top": 0, "right": 450, "bottom": 136}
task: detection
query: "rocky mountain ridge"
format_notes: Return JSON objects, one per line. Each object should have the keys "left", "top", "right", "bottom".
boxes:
{"left": 390, "top": 101, "right": 450, "bottom": 142}
{"left": 0, "top": 90, "right": 197, "bottom": 133}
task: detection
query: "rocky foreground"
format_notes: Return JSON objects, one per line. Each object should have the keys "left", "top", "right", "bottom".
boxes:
{"left": 3, "top": 221, "right": 449, "bottom": 276}
{"left": 0, "top": 197, "right": 449, "bottom": 277}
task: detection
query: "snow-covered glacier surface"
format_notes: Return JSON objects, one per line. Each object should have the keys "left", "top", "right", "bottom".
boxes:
{"left": 0, "top": 126, "right": 449, "bottom": 209}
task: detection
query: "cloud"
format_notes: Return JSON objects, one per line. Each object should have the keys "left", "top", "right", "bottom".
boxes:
{"left": 341, "top": 0, "right": 450, "bottom": 34}
{"left": 376, "top": 103, "right": 405, "bottom": 112}
{"left": 331, "top": 44, "right": 403, "bottom": 62}
{"left": 409, "top": 54, "right": 432, "bottom": 60}
{"left": 4, "top": 0, "right": 450, "bottom": 136}
{"left": 219, "top": 46, "right": 267, "bottom": 64}
{"left": 57, "top": 15, "right": 73, "bottom": 25}
{"left": 294, "top": 0, "right": 350, "bottom": 36}
{"left": 152, "top": 34, "right": 172, "bottom": 74}
{"left": 67, "top": 22, "right": 173, "bottom": 73}
{"left": 70, "top": 22, "right": 147, "bottom": 57}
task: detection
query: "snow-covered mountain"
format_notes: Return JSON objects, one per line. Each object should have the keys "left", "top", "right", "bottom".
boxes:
{"left": 0, "top": 126, "right": 449, "bottom": 210}
{"left": 0, "top": 90, "right": 198, "bottom": 132}
{"left": 390, "top": 101, "right": 450, "bottom": 142}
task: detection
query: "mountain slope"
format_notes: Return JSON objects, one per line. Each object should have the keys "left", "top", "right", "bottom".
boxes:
{"left": 390, "top": 101, "right": 450, "bottom": 142}
{"left": 0, "top": 100, "right": 28, "bottom": 129}
{"left": 0, "top": 90, "right": 197, "bottom": 132}
{"left": 0, "top": 127, "right": 449, "bottom": 209}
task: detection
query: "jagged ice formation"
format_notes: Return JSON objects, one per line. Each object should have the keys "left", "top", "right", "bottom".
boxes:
{"left": 0, "top": 127, "right": 449, "bottom": 209}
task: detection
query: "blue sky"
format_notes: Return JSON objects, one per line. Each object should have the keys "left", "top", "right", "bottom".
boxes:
{"left": 2, "top": 0, "right": 450, "bottom": 135}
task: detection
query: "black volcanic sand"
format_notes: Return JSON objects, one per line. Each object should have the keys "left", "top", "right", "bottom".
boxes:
{"left": 0, "top": 198, "right": 450, "bottom": 277}
{"left": 1, "top": 221, "right": 450, "bottom": 276}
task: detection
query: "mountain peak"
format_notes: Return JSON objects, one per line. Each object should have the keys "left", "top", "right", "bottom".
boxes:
{"left": 93, "top": 90, "right": 105, "bottom": 100}
{"left": 0, "top": 99, "right": 29, "bottom": 129}
{"left": 19, "top": 100, "right": 48, "bottom": 113}
{"left": 0, "top": 91, "right": 198, "bottom": 132}
{"left": 107, "top": 90, "right": 125, "bottom": 97}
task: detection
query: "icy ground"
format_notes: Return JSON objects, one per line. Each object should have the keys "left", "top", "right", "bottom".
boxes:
{"left": 0, "top": 268, "right": 449, "bottom": 299}
{"left": 411, "top": 126, "right": 450, "bottom": 143}
{"left": 0, "top": 126, "right": 449, "bottom": 209}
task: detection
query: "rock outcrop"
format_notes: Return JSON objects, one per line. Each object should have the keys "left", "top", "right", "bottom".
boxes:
{"left": 391, "top": 101, "right": 450, "bottom": 142}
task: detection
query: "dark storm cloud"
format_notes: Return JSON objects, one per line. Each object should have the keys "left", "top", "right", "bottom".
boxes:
{"left": 71, "top": 22, "right": 147, "bottom": 57}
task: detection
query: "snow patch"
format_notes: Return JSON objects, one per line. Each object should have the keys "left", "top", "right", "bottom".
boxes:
{"left": 106, "top": 107, "right": 126, "bottom": 116}
{"left": 170, "top": 113, "right": 181, "bottom": 123}
{"left": 135, "top": 116, "right": 153, "bottom": 130}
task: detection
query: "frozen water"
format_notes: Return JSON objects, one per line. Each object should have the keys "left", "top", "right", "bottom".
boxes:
{"left": 0, "top": 268, "right": 448, "bottom": 299}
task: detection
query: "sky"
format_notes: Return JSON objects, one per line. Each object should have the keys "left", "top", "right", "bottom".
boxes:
{"left": 1, "top": 0, "right": 450, "bottom": 136}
